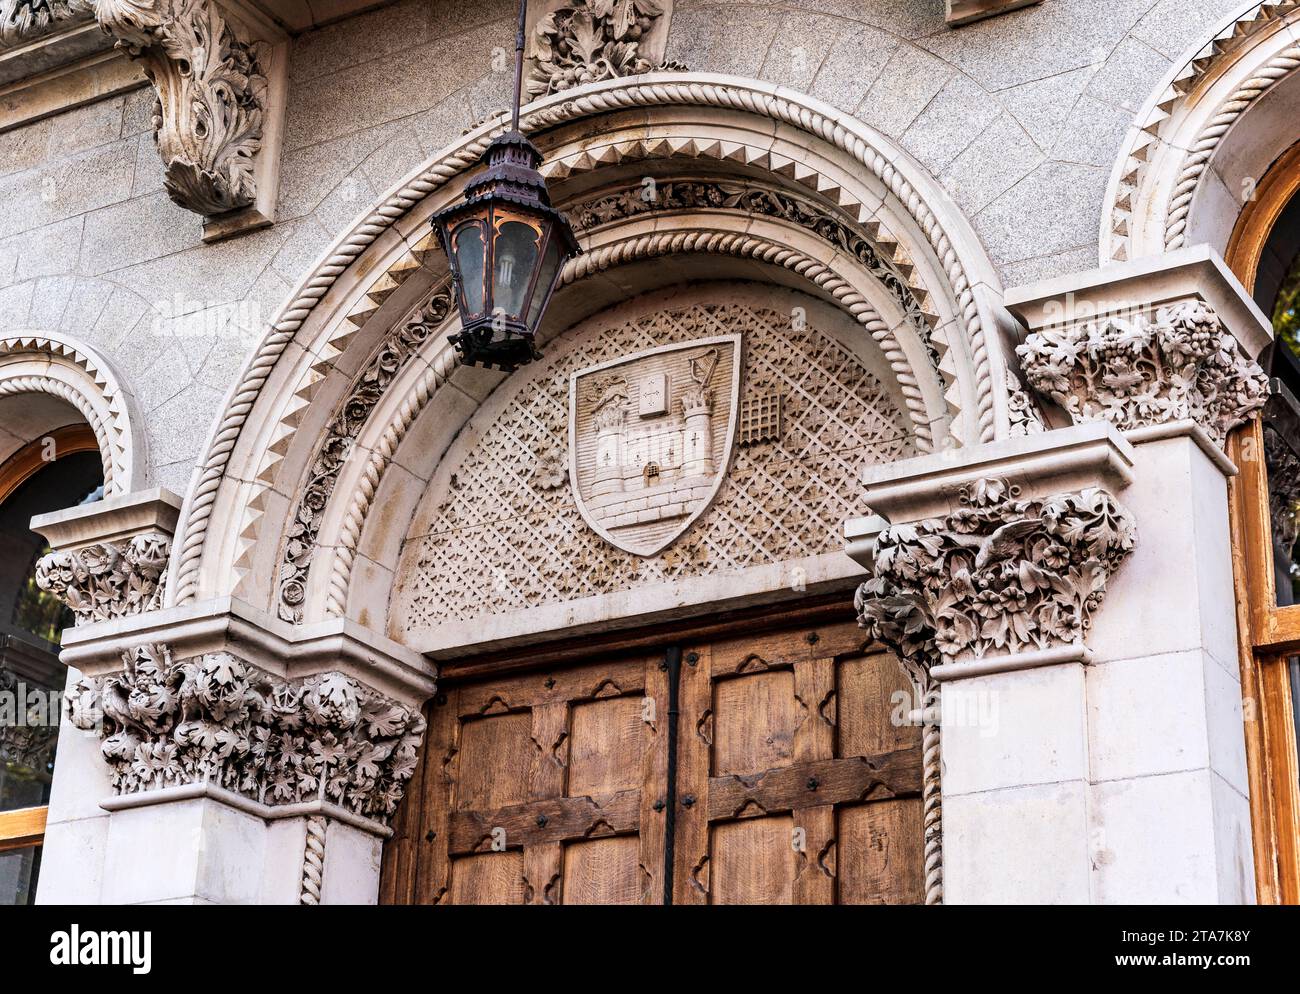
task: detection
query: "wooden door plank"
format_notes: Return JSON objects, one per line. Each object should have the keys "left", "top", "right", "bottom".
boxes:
{"left": 639, "top": 653, "right": 670, "bottom": 904}
{"left": 838, "top": 799, "right": 924, "bottom": 904}
{"left": 707, "top": 751, "right": 922, "bottom": 820}
{"left": 563, "top": 836, "right": 644, "bottom": 905}
{"left": 839, "top": 651, "right": 921, "bottom": 757}
{"left": 793, "top": 655, "right": 835, "bottom": 764}
{"left": 412, "top": 686, "right": 459, "bottom": 905}
{"left": 454, "top": 657, "right": 648, "bottom": 715}
{"left": 710, "top": 815, "right": 794, "bottom": 905}
{"left": 568, "top": 694, "right": 645, "bottom": 796}
{"left": 448, "top": 851, "right": 525, "bottom": 905}
{"left": 672, "top": 643, "right": 713, "bottom": 904}
{"left": 529, "top": 701, "right": 569, "bottom": 801}
{"left": 524, "top": 841, "right": 564, "bottom": 905}
{"left": 793, "top": 804, "right": 835, "bottom": 905}
{"left": 448, "top": 789, "right": 642, "bottom": 853}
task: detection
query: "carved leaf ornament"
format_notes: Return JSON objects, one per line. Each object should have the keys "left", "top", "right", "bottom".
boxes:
{"left": 94, "top": 0, "right": 267, "bottom": 216}
{"left": 66, "top": 645, "right": 425, "bottom": 820}
{"left": 528, "top": 0, "right": 680, "bottom": 96}
{"left": 855, "top": 478, "right": 1135, "bottom": 675}
{"left": 1016, "top": 301, "right": 1267, "bottom": 446}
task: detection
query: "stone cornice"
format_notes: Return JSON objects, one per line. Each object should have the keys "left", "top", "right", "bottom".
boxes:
{"left": 30, "top": 486, "right": 180, "bottom": 548}
{"left": 849, "top": 420, "right": 1135, "bottom": 536}
{"left": 56, "top": 596, "right": 436, "bottom": 707}
{"left": 1005, "top": 246, "right": 1273, "bottom": 363}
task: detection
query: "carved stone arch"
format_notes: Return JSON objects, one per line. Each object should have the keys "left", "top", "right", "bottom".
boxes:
{"left": 0, "top": 330, "right": 146, "bottom": 495}
{"left": 170, "top": 73, "right": 1008, "bottom": 618}
{"left": 1101, "top": 0, "right": 1300, "bottom": 263}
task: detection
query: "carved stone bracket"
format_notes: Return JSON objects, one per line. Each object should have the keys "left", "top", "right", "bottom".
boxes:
{"left": 91, "top": 0, "right": 287, "bottom": 240}
{"left": 855, "top": 477, "right": 1136, "bottom": 676}
{"left": 66, "top": 643, "right": 426, "bottom": 822}
{"left": 1016, "top": 301, "right": 1267, "bottom": 448}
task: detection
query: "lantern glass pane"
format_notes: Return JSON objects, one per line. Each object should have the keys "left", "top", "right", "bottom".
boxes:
{"left": 526, "top": 234, "right": 565, "bottom": 330}
{"left": 452, "top": 220, "right": 487, "bottom": 318}
{"left": 492, "top": 218, "right": 542, "bottom": 320}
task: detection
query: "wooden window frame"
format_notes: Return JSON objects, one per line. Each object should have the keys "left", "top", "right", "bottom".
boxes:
{"left": 0, "top": 425, "right": 99, "bottom": 863}
{"left": 1226, "top": 150, "right": 1300, "bottom": 904}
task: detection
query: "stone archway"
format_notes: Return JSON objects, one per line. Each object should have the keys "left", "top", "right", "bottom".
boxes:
{"left": 167, "top": 73, "right": 1014, "bottom": 623}
{"left": 0, "top": 331, "right": 147, "bottom": 496}
{"left": 1101, "top": 0, "right": 1300, "bottom": 264}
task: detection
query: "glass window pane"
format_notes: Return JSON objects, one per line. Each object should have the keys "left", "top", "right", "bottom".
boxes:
{"left": 1, "top": 450, "right": 103, "bottom": 816}
{"left": 526, "top": 236, "right": 564, "bottom": 330}
{"left": 1265, "top": 411, "right": 1300, "bottom": 607}
{"left": 0, "top": 844, "right": 41, "bottom": 905}
{"left": 492, "top": 219, "right": 541, "bottom": 321}
{"left": 453, "top": 221, "right": 487, "bottom": 319}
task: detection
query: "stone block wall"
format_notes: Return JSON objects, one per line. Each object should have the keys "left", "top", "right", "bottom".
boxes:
{"left": 0, "top": 0, "right": 1249, "bottom": 489}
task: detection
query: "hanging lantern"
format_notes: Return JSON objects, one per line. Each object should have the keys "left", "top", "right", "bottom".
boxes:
{"left": 431, "top": 131, "right": 580, "bottom": 372}
{"left": 431, "top": 0, "right": 580, "bottom": 372}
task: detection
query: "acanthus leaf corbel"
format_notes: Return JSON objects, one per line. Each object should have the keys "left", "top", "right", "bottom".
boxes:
{"left": 91, "top": 0, "right": 287, "bottom": 241}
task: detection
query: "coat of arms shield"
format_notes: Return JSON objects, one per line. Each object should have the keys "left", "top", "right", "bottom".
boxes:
{"left": 568, "top": 335, "right": 742, "bottom": 555}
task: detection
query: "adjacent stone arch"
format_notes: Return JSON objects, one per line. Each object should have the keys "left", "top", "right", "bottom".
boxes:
{"left": 170, "top": 73, "right": 1010, "bottom": 626}
{"left": 1102, "top": 0, "right": 1300, "bottom": 264}
{"left": 0, "top": 331, "right": 146, "bottom": 495}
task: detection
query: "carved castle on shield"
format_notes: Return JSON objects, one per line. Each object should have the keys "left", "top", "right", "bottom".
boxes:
{"left": 569, "top": 335, "right": 741, "bottom": 555}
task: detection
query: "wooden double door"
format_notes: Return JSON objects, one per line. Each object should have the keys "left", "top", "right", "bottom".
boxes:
{"left": 381, "top": 614, "right": 924, "bottom": 904}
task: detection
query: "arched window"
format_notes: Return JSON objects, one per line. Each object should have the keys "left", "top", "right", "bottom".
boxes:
{"left": 1226, "top": 142, "right": 1300, "bottom": 904}
{"left": 0, "top": 427, "right": 102, "bottom": 905}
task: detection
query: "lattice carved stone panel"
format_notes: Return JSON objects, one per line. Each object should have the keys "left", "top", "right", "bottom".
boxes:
{"left": 397, "top": 293, "right": 914, "bottom": 632}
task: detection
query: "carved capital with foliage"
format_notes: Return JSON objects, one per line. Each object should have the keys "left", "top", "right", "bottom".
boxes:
{"left": 92, "top": 0, "right": 267, "bottom": 217}
{"left": 35, "top": 532, "right": 169, "bottom": 624}
{"left": 1016, "top": 301, "right": 1268, "bottom": 447}
{"left": 66, "top": 644, "right": 426, "bottom": 822}
{"left": 855, "top": 478, "right": 1135, "bottom": 677}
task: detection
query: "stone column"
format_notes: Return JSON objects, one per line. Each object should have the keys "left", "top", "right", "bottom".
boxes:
{"left": 1002, "top": 245, "right": 1269, "bottom": 904}
{"left": 851, "top": 246, "right": 1270, "bottom": 904}
{"left": 849, "top": 424, "right": 1139, "bottom": 904}
{"left": 28, "top": 488, "right": 180, "bottom": 904}
{"left": 30, "top": 492, "right": 434, "bottom": 904}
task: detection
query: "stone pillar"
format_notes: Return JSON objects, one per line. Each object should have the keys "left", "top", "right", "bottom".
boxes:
{"left": 850, "top": 245, "right": 1270, "bottom": 904}
{"left": 30, "top": 492, "right": 434, "bottom": 904}
{"left": 849, "top": 424, "right": 1139, "bottom": 905}
{"left": 1001, "top": 245, "right": 1269, "bottom": 903}
{"left": 28, "top": 488, "right": 180, "bottom": 905}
